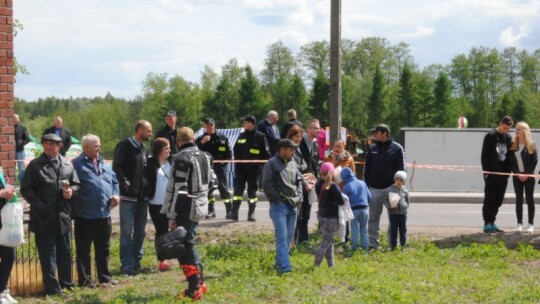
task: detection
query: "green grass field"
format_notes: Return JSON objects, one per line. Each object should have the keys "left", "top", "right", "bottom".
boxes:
{"left": 20, "top": 228, "right": 540, "bottom": 303}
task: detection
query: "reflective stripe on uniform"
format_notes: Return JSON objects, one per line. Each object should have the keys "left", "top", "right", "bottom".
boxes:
{"left": 248, "top": 197, "right": 258, "bottom": 204}
{"left": 249, "top": 148, "right": 260, "bottom": 155}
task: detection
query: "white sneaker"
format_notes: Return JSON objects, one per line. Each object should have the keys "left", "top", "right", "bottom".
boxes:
{"left": 526, "top": 224, "right": 534, "bottom": 233}
{"left": 516, "top": 224, "right": 523, "bottom": 232}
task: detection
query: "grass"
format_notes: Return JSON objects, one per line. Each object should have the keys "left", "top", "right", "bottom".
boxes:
{"left": 19, "top": 227, "right": 540, "bottom": 303}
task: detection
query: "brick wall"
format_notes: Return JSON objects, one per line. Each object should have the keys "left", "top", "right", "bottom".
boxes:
{"left": 0, "top": 0, "right": 14, "bottom": 181}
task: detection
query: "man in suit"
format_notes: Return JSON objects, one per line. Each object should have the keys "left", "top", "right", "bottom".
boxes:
{"left": 43, "top": 116, "right": 72, "bottom": 156}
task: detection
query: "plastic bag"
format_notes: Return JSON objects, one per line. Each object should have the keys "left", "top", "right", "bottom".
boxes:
{"left": 389, "top": 192, "right": 401, "bottom": 208}
{"left": 0, "top": 202, "right": 25, "bottom": 247}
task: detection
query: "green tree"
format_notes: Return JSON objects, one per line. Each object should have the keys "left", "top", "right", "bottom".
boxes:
{"left": 289, "top": 73, "right": 309, "bottom": 122}
{"left": 309, "top": 70, "right": 329, "bottom": 126}
{"left": 367, "top": 64, "right": 386, "bottom": 128}
{"left": 433, "top": 71, "right": 452, "bottom": 127}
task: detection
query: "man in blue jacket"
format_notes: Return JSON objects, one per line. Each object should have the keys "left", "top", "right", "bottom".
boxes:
{"left": 364, "top": 124, "right": 405, "bottom": 251}
{"left": 72, "top": 134, "right": 120, "bottom": 288}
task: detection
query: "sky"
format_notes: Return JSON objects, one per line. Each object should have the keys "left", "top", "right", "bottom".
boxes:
{"left": 13, "top": 0, "right": 540, "bottom": 101}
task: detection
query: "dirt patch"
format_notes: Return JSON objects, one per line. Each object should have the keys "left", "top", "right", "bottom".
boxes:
{"left": 193, "top": 223, "right": 540, "bottom": 249}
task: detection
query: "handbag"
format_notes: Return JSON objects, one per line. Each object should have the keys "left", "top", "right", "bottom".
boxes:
{"left": 155, "top": 226, "right": 187, "bottom": 260}
{"left": 0, "top": 202, "right": 25, "bottom": 247}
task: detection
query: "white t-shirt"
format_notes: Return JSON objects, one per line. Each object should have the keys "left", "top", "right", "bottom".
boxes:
{"left": 515, "top": 143, "right": 525, "bottom": 173}
{"left": 150, "top": 161, "right": 171, "bottom": 205}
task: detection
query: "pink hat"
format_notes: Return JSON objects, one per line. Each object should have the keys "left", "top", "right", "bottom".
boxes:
{"left": 320, "top": 162, "right": 335, "bottom": 175}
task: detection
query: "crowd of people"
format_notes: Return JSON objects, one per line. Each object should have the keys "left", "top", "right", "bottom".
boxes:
{"left": 0, "top": 111, "right": 537, "bottom": 302}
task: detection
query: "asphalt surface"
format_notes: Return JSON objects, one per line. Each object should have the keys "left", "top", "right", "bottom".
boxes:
{"left": 110, "top": 198, "right": 526, "bottom": 231}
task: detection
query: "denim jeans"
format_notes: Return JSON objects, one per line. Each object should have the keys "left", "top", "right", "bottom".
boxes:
{"left": 389, "top": 214, "right": 407, "bottom": 249}
{"left": 269, "top": 202, "right": 297, "bottom": 273}
{"left": 15, "top": 150, "right": 25, "bottom": 185}
{"left": 350, "top": 207, "right": 369, "bottom": 250}
{"left": 120, "top": 199, "right": 149, "bottom": 274}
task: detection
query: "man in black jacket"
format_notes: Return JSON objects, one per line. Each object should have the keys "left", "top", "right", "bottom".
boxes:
{"left": 113, "top": 120, "right": 153, "bottom": 276}
{"left": 481, "top": 116, "right": 513, "bottom": 233}
{"left": 364, "top": 124, "right": 405, "bottom": 250}
{"left": 295, "top": 118, "right": 320, "bottom": 244}
{"left": 43, "top": 116, "right": 72, "bottom": 156}
{"left": 14, "top": 113, "right": 29, "bottom": 183}
{"left": 21, "top": 134, "right": 80, "bottom": 296}
{"left": 232, "top": 115, "right": 270, "bottom": 221}
{"left": 195, "top": 117, "right": 233, "bottom": 219}
{"left": 154, "top": 109, "right": 178, "bottom": 155}
{"left": 280, "top": 108, "right": 303, "bottom": 139}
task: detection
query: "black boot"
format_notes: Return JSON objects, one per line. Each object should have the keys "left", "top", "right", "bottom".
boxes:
{"left": 231, "top": 202, "right": 241, "bottom": 221}
{"left": 181, "top": 263, "right": 207, "bottom": 300}
{"left": 205, "top": 202, "right": 216, "bottom": 219}
{"left": 248, "top": 203, "right": 256, "bottom": 222}
{"left": 225, "top": 203, "right": 232, "bottom": 220}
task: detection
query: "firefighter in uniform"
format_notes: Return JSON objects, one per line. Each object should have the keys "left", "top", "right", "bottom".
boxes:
{"left": 195, "top": 117, "right": 233, "bottom": 219}
{"left": 232, "top": 115, "right": 270, "bottom": 221}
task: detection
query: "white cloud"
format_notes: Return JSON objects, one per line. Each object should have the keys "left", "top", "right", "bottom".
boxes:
{"left": 400, "top": 26, "right": 436, "bottom": 39}
{"left": 499, "top": 24, "right": 530, "bottom": 47}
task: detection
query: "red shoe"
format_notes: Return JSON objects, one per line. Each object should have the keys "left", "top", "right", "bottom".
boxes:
{"left": 158, "top": 260, "right": 170, "bottom": 272}
{"left": 180, "top": 283, "right": 208, "bottom": 301}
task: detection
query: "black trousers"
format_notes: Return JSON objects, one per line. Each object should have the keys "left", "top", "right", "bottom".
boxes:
{"left": 149, "top": 204, "right": 169, "bottom": 261}
{"left": 0, "top": 245, "right": 14, "bottom": 291}
{"left": 513, "top": 177, "right": 536, "bottom": 225}
{"left": 74, "top": 217, "right": 113, "bottom": 285}
{"left": 209, "top": 164, "right": 231, "bottom": 202}
{"left": 35, "top": 232, "right": 73, "bottom": 295}
{"left": 295, "top": 191, "right": 312, "bottom": 243}
{"left": 482, "top": 174, "right": 509, "bottom": 224}
{"left": 233, "top": 165, "right": 259, "bottom": 202}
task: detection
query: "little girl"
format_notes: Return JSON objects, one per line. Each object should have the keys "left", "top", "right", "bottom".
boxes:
{"left": 314, "top": 162, "right": 344, "bottom": 267}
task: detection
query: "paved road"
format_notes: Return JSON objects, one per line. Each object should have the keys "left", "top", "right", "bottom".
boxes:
{"left": 111, "top": 201, "right": 524, "bottom": 231}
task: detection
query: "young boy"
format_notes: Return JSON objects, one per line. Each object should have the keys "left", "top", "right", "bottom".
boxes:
{"left": 384, "top": 171, "right": 409, "bottom": 250}
{"left": 341, "top": 167, "right": 371, "bottom": 251}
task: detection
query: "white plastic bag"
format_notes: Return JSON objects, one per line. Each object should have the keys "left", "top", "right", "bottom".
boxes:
{"left": 0, "top": 202, "right": 25, "bottom": 247}
{"left": 389, "top": 192, "right": 401, "bottom": 208}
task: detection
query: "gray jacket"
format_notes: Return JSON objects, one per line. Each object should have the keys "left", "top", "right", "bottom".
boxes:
{"left": 383, "top": 184, "right": 409, "bottom": 215}
{"left": 262, "top": 155, "right": 303, "bottom": 207}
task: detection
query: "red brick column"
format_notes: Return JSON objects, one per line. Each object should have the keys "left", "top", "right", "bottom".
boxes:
{"left": 0, "top": 0, "right": 14, "bottom": 181}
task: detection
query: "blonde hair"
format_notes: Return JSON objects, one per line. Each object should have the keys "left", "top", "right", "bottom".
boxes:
{"left": 511, "top": 121, "right": 536, "bottom": 154}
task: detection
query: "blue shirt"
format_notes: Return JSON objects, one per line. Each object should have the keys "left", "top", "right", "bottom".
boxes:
{"left": 72, "top": 153, "right": 119, "bottom": 219}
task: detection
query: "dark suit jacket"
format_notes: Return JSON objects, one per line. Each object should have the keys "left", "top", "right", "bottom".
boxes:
{"left": 43, "top": 126, "right": 72, "bottom": 156}
{"left": 299, "top": 136, "right": 319, "bottom": 178}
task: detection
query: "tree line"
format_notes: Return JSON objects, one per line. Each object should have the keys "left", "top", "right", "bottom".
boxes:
{"left": 15, "top": 37, "right": 540, "bottom": 157}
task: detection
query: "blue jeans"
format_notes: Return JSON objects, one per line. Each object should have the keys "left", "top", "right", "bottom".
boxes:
{"left": 269, "top": 202, "right": 297, "bottom": 273}
{"left": 120, "top": 199, "right": 149, "bottom": 274}
{"left": 350, "top": 207, "right": 369, "bottom": 250}
{"left": 15, "top": 150, "right": 25, "bottom": 185}
{"left": 389, "top": 214, "right": 407, "bottom": 249}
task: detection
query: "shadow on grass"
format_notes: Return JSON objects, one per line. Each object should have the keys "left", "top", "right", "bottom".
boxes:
{"left": 432, "top": 231, "right": 540, "bottom": 249}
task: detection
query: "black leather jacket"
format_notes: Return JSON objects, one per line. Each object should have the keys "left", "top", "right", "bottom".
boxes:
{"left": 507, "top": 144, "right": 538, "bottom": 175}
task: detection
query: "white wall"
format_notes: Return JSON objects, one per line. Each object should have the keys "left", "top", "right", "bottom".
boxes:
{"left": 402, "top": 128, "right": 540, "bottom": 192}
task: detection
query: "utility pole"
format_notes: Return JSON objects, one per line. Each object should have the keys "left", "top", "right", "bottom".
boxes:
{"left": 329, "top": 0, "right": 342, "bottom": 144}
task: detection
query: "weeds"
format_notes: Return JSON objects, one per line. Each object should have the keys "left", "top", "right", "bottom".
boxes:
{"left": 19, "top": 230, "right": 540, "bottom": 303}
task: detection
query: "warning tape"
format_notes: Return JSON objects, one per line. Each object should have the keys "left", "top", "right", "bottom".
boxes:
{"left": 16, "top": 158, "right": 538, "bottom": 178}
